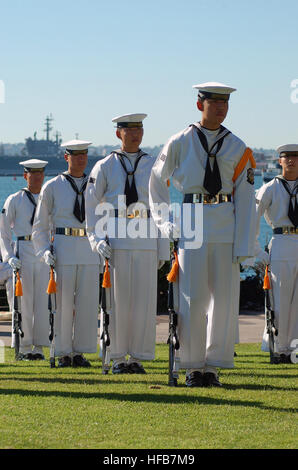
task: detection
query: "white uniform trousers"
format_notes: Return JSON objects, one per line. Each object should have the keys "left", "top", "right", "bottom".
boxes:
{"left": 109, "top": 249, "right": 158, "bottom": 361}
{"left": 54, "top": 264, "right": 99, "bottom": 357}
{"left": 262, "top": 259, "right": 298, "bottom": 354}
{"left": 177, "top": 243, "right": 237, "bottom": 369}
{"left": 14, "top": 261, "right": 49, "bottom": 349}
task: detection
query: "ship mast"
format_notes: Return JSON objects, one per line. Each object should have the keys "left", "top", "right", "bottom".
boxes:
{"left": 44, "top": 114, "right": 53, "bottom": 141}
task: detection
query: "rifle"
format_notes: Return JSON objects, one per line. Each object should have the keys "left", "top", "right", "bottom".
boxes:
{"left": 13, "top": 269, "right": 24, "bottom": 360}
{"left": 263, "top": 264, "right": 279, "bottom": 364}
{"left": 100, "top": 236, "right": 111, "bottom": 374}
{"left": 167, "top": 240, "right": 180, "bottom": 386}
{"left": 47, "top": 241, "right": 57, "bottom": 368}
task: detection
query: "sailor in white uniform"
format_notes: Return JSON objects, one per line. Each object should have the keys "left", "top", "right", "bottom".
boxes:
{"left": 149, "top": 82, "right": 257, "bottom": 387}
{"left": 0, "top": 159, "right": 49, "bottom": 360}
{"left": 86, "top": 113, "right": 169, "bottom": 374}
{"left": 32, "top": 140, "right": 100, "bottom": 367}
{"left": 254, "top": 144, "right": 298, "bottom": 363}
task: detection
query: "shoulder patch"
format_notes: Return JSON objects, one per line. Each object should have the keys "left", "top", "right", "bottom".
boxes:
{"left": 1, "top": 208, "right": 5, "bottom": 213}
{"left": 247, "top": 168, "right": 254, "bottom": 185}
{"left": 89, "top": 177, "right": 95, "bottom": 184}
{"left": 158, "top": 153, "right": 166, "bottom": 162}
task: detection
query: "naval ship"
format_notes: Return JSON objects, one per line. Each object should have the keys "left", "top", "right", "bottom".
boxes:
{"left": 25, "top": 114, "right": 63, "bottom": 158}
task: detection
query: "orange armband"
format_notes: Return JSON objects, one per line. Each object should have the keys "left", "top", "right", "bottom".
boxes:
{"left": 232, "top": 147, "right": 256, "bottom": 183}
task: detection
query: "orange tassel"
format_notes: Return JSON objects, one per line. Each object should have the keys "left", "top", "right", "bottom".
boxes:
{"left": 47, "top": 267, "right": 57, "bottom": 294}
{"left": 167, "top": 251, "right": 179, "bottom": 283}
{"left": 15, "top": 271, "right": 23, "bottom": 297}
{"left": 102, "top": 259, "right": 112, "bottom": 288}
{"left": 167, "top": 179, "right": 170, "bottom": 187}
{"left": 263, "top": 265, "right": 271, "bottom": 290}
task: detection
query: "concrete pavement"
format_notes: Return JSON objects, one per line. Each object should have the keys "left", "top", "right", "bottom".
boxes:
{"left": 0, "top": 310, "right": 265, "bottom": 347}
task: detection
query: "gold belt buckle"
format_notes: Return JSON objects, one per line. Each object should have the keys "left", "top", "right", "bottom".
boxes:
{"left": 71, "top": 228, "right": 86, "bottom": 237}
{"left": 64, "top": 227, "right": 71, "bottom": 236}
{"left": 25, "top": 235, "right": 31, "bottom": 241}
{"left": 204, "top": 194, "right": 218, "bottom": 204}
{"left": 127, "top": 209, "right": 145, "bottom": 218}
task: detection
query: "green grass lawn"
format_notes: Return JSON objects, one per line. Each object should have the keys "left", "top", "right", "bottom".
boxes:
{"left": 0, "top": 343, "right": 297, "bottom": 449}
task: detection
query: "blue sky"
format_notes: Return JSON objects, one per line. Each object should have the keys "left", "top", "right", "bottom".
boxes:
{"left": 0, "top": 0, "right": 298, "bottom": 149}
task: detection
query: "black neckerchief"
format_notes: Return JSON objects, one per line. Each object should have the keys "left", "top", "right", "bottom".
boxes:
{"left": 114, "top": 149, "right": 148, "bottom": 206}
{"left": 190, "top": 123, "right": 231, "bottom": 197}
{"left": 275, "top": 175, "right": 298, "bottom": 227}
{"left": 21, "top": 188, "right": 37, "bottom": 225}
{"left": 62, "top": 172, "right": 88, "bottom": 223}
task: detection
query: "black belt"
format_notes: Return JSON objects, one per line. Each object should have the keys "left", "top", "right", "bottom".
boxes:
{"left": 273, "top": 227, "right": 298, "bottom": 235}
{"left": 17, "top": 235, "right": 32, "bottom": 241}
{"left": 55, "top": 227, "right": 87, "bottom": 237}
{"left": 183, "top": 193, "right": 232, "bottom": 204}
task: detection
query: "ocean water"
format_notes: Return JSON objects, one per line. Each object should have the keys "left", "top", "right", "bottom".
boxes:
{"left": 0, "top": 174, "right": 271, "bottom": 249}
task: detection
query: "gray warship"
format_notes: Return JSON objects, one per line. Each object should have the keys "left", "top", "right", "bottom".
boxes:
{"left": 25, "top": 114, "right": 63, "bottom": 158}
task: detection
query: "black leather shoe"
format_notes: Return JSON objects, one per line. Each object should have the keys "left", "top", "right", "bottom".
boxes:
{"left": 279, "top": 354, "right": 292, "bottom": 364}
{"left": 112, "top": 363, "right": 130, "bottom": 374}
{"left": 203, "top": 372, "right": 222, "bottom": 387}
{"left": 185, "top": 371, "right": 204, "bottom": 387}
{"left": 73, "top": 355, "right": 91, "bottom": 368}
{"left": 32, "top": 353, "right": 45, "bottom": 361}
{"left": 128, "top": 362, "right": 146, "bottom": 374}
{"left": 58, "top": 356, "right": 72, "bottom": 368}
{"left": 19, "top": 353, "right": 34, "bottom": 361}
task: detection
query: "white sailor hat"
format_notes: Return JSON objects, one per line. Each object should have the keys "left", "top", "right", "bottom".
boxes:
{"left": 19, "top": 159, "right": 48, "bottom": 172}
{"left": 277, "top": 144, "right": 298, "bottom": 157}
{"left": 112, "top": 113, "right": 147, "bottom": 128}
{"left": 192, "top": 81, "right": 236, "bottom": 100}
{"left": 60, "top": 139, "right": 92, "bottom": 153}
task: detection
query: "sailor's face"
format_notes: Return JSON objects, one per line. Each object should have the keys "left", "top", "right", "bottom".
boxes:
{"left": 202, "top": 98, "right": 229, "bottom": 125}
{"left": 24, "top": 170, "right": 45, "bottom": 192}
{"left": 65, "top": 152, "right": 88, "bottom": 174}
{"left": 197, "top": 97, "right": 229, "bottom": 131}
{"left": 279, "top": 154, "right": 298, "bottom": 179}
{"left": 117, "top": 127, "right": 144, "bottom": 151}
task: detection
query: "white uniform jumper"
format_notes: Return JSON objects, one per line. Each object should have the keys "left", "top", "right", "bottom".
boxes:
{"left": 256, "top": 176, "right": 298, "bottom": 355}
{"left": 0, "top": 190, "right": 49, "bottom": 352}
{"left": 149, "top": 123, "right": 256, "bottom": 370}
{"left": 32, "top": 173, "right": 100, "bottom": 357}
{"left": 86, "top": 150, "right": 169, "bottom": 363}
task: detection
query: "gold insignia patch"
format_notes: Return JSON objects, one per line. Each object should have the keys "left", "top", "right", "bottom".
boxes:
{"left": 247, "top": 168, "right": 254, "bottom": 185}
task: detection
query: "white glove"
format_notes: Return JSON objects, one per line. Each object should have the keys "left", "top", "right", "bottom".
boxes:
{"left": 255, "top": 248, "right": 270, "bottom": 266}
{"left": 96, "top": 240, "right": 112, "bottom": 260}
{"left": 164, "top": 222, "right": 180, "bottom": 242}
{"left": 43, "top": 250, "right": 56, "bottom": 267}
{"left": 158, "top": 260, "right": 165, "bottom": 270}
{"left": 8, "top": 257, "right": 21, "bottom": 270}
